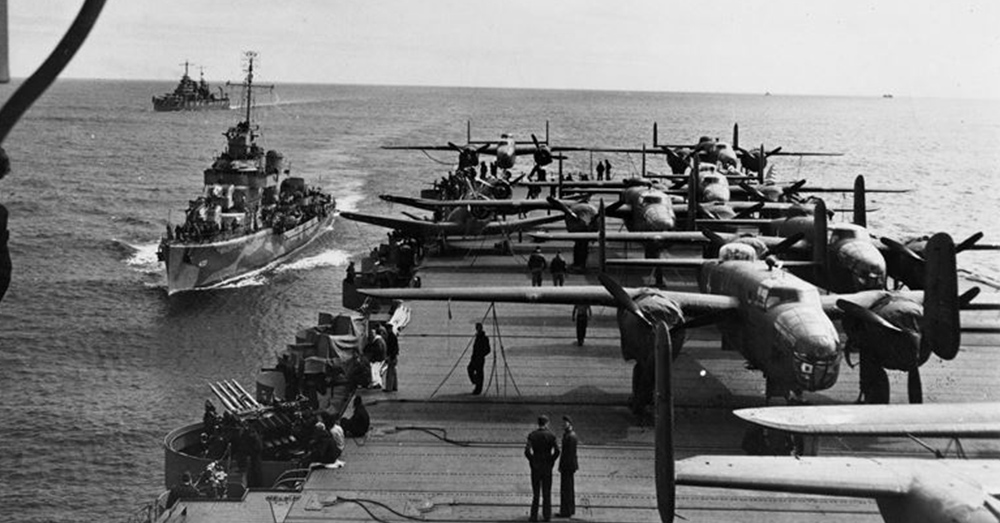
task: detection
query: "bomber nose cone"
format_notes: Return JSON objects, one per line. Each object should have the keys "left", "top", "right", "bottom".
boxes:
{"left": 702, "top": 183, "right": 730, "bottom": 203}
{"left": 838, "top": 240, "right": 887, "bottom": 290}
{"left": 791, "top": 335, "right": 842, "bottom": 391}
{"left": 639, "top": 206, "right": 675, "bottom": 231}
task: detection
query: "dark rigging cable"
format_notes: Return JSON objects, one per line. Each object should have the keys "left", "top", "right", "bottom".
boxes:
{"left": 0, "top": 0, "right": 107, "bottom": 150}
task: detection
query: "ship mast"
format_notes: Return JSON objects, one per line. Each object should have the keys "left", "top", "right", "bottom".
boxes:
{"left": 241, "top": 51, "right": 257, "bottom": 126}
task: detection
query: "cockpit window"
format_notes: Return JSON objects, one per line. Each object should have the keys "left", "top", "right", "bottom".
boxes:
{"left": 830, "top": 227, "right": 861, "bottom": 243}
{"left": 764, "top": 288, "right": 799, "bottom": 309}
{"left": 720, "top": 243, "right": 757, "bottom": 262}
{"left": 756, "top": 285, "right": 820, "bottom": 310}
{"left": 641, "top": 195, "right": 662, "bottom": 205}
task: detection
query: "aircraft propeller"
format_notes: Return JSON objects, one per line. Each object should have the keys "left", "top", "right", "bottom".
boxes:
{"left": 732, "top": 123, "right": 843, "bottom": 180}
{"left": 529, "top": 133, "right": 567, "bottom": 167}
{"left": 598, "top": 273, "right": 652, "bottom": 327}
{"left": 738, "top": 179, "right": 808, "bottom": 203}
{"left": 880, "top": 231, "right": 993, "bottom": 290}
{"left": 837, "top": 233, "right": 961, "bottom": 404}
{"left": 445, "top": 141, "right": 492, "bottom": 170}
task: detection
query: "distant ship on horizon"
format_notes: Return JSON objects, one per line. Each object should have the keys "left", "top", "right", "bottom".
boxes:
{"left": 152, "top": 61, "right": 231, "bottom": 112}
{"left": 882, "top": 93, "right": 894, "bottom": 98}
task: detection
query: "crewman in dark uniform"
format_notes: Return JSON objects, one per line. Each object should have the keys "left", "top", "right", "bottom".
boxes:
{"left": 528, "top": 247, "right": 547, "bottom": 287}
{"left": 167, "top": 472, "right": 201, "bottom": 508}
{"left": 468, "top": 323, "right": 491, "bottom": 395}
{"left": 341, "top": 396, "right": 371, "bottom": 437}
{"left": 525, "top": 415, "right": 560, "bottom": 522}
{"left": 571, "top": 304, "right": 591, "bottom": 347}
{"left": 550, "top": 252, "right": 567, "bottom": 286}
{"left": 556, "top": 416, "right": 579, "bottom": 518}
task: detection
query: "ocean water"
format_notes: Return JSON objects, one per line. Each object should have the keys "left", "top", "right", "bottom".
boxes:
{"left": 0, "top": 79, "right": 998, "bottom": 521}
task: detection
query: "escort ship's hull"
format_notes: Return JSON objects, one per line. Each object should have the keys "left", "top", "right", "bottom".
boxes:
{"left": 163, "top": 213, "right": 334, "bottom": 295}
{"left": 152, "top": 97, "right": 231, "bottom": 112}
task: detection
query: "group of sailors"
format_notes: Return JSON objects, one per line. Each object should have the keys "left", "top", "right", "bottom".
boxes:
{"left": 347, "top": 233, "right": 422, "bottom": 289}
{"left": 433, "top": 164, "right": 514, "bottom": 201}
{"left": 169, "top": 387, "right": 374, "bottom": 507}
{"left": 166, "top": 186, "right": 332, "bottom": 244}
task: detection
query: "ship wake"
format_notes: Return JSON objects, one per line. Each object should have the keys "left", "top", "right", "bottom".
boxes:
{"left": 273, "top": 248, "right": 351, "bottom": 274}
{"left": 116, "top": 240, "right": 162, "bottom": 274}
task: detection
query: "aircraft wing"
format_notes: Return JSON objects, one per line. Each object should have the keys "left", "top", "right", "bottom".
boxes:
{"left": 360, "top": 285, "right": 739, "bottom": 314}
{"left": 340, "top": 211, "right": 563, "bottom": 238}
{"left": 819, "top": 290, "right": 923, "bottom": 316}
{"left": 734, "top": 402, "right": 1000, "bottom": 438}
{"left": 511, "top": 145, "right": 588, "bottom": 155}
{"left": 531, "top": 231, "right": 711, "bottom": 243}
{"left": 676, "top": 456, "right": 910, "bottom": 498}
{"left": 339, "top": 211, "right": 453, "bottom": 238}
{"left": 791, "top": 186, "right": 908, "bottom": 193}
{"left": 608, "top": 258, "right": 817, "bottom": 269}
{"left": 520, "top": 181, "right": 639, "bottom": 190}
{"left": 530, "top": 230, "right": 810, "bottom": 253}
{"left": 674, "top": 201, "right": 809, "bottom": 215}
{"left": 381, "top": 145, "right": 458, "bottom": 151}
{"left": 770, "top": 152, "right": 844, "bottom": 157}
{"left": 380, "top": 194, "right": 569, "bottom": 213}
{"left": 479, "top": 214, "right": 566, "bottom": 235}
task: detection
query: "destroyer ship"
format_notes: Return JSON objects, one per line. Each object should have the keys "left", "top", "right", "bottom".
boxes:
{"left": 152, "top": 61, "right": 231, "bottom": 112}
{"left": 157, "top": 52, "right": 335, "bottom": 295}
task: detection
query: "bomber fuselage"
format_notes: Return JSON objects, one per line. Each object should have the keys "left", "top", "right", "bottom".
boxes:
{"left": 621, "top": 186, "right": 677, "bottom": 232}
{"left": 698, "top": 259, "right": 842, "bottom": 398}
{"left": 495, "top": 134, "right": 517, "bottom": 170}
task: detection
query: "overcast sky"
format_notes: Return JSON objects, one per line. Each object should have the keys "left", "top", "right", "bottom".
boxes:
{"left": 10, "top": 0, "right": 1000, "bottom": 98}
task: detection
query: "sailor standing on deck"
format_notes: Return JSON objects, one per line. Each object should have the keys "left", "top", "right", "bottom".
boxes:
{"left": 525, "top": 415, "right": 560, "bottom": 522}
{"left": 556, "top": 416, "right": 579, "bottom": 518}
{"left": 571, "top": 304, "right": 591, "bottom": 347}
{"left": 166, "top": 472, "right": 200, "bottom": 509}
{"left": 528, "top": 247, "right": 547, "bottom": 287}
{"left": 468, "top": 323, "right": 491, "bottom": 395}
{"left": 383, "top": 324, "right": 400, "bottom": 392}
{"left": 550, "top": 252, "right": 566, "bottom": 286}
{"left": 366, "top": 328, "right": 387, "bottom": 389}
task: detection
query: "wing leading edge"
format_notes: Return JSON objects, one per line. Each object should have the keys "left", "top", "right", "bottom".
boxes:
{"left": 734, "top": 403, "right": 1000, "bottom": 438}
{"left": 360, "top": 285, "right": 739, "bottom": 314}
